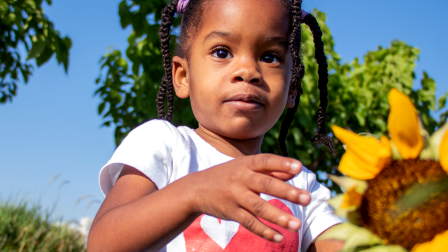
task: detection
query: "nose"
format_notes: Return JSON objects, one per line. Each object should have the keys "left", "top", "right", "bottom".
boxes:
{"left": 230, "top": 57, "right": 263, "bottom": 85}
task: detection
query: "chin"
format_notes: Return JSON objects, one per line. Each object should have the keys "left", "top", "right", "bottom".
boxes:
{"left": 223, "top": 130, "right": 263, "bottom": 140}
{"left": 215, "top": 121, "right": 270, "bottom": 140}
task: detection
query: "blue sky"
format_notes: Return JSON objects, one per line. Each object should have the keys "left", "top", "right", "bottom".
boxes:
{"left": 1, "top": 0, "right": 447, "bottom": 222}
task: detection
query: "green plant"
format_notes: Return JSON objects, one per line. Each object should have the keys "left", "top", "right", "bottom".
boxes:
{"left": 0, "top": 199, "right": 86, "bottom": 252}
{"left": 0, "top": 0, "right": 71, "bottom": 103}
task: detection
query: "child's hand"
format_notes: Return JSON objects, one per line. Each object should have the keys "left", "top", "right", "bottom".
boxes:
{"left": 181, "top": 154, "right": 310, "bottom": 243}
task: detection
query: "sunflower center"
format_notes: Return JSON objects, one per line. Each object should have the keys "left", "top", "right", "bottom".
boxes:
{"left": 359, "top": 159, "right": 448, "bottom": 250}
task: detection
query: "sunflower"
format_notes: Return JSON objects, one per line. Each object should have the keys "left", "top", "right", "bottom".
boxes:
{"left": 320, "top": 88, "right": 448, "bottom": 252}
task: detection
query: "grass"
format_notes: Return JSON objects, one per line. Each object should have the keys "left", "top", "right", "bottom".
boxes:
{"left": 0, "top": 199, "right": 87, "bottom": 252}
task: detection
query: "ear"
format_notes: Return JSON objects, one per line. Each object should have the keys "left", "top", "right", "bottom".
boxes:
{"left": 172, "top": 56, "right": 190, "bottom": 99}
{"left": 286, "top": 87, "right": 298, "bottom": 108}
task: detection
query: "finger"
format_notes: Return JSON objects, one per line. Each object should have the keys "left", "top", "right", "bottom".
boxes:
{"left": 269, "top": 171, "right": 295, "bottom": 181}
{"left": 247, "top": 154, "right": 302, "bottom": 175}
{"left": 247, "top": 173, "right": 311, "bottom": 205}
{"left": 238, "top": 193, "right": 303, "bottom": 234}
{"left": 232, "top": 207, "right": 285, "bottom": 243}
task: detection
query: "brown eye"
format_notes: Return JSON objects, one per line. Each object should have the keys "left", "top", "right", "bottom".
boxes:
{"left": 261, "top": 54, "right": 280, "bottom": 63}
{"left": 213, "top": 49, "right": 232, "bottom": 59}
{"left": 261, "top": 51, "right": 283, "bottom": 64}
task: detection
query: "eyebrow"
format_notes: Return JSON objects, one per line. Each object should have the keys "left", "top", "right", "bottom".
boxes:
{"left": 203, "top": 31, "right": 239, "bottom": 44}
{"left": 267, "top": 36, "right": 289, "bottom": 50}
{"left": 202, "top": 31, "right": 289, "bottom": 50}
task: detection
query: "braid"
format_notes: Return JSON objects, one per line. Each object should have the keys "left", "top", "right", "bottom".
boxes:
{"left": 279, "top": 62, "right": 304, "bottom": 157}
{"left": 278, "top": 9, "right": 336, "bottom": 157}
{"left": 303, "top": 14, "right": 336, "bottom": 156}
{"left": 288, "top": 0, "right": 303, "bottom": 92}
{"left": 279, "top": 0, "right": 304, "bottom": 157}
{"left": 157, "top": 0, "right": 178, "bottom": 121}
{"left": 158, "top": 0, "right": 335, "bottom": 157}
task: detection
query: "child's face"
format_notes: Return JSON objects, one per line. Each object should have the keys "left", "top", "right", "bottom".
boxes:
{"left": 174, "top": 0, "right": 295, "bottom": 140}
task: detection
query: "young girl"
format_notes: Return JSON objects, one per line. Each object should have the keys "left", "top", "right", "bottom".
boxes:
{"left": 88, "top": 0, "right": 343, "bottom": 251}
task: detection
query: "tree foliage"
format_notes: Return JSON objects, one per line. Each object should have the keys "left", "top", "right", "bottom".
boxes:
{"left": 0, "top": 0, "right": 71, "bottom": 103}
{"left": 96, "top": 0, "right": 448, "bottom": 192}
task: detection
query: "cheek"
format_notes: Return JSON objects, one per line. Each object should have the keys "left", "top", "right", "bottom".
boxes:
{"left": 188, "top": 73, "right": 220, "bottom": 117}
{"left": 268, "top": 69, "right": 291, "bottom": 99}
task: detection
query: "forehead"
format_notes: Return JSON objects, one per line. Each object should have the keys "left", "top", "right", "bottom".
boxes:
{"left": 198, "top": 0, "right": 291, "bottom": 41}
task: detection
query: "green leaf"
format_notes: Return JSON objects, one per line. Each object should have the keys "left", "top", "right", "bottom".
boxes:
{"left": 317, "top": 222, "right": 361, "bottom": 241}
{"left": 27, "top": 38, "right": 46, "bottom": 60}
{"left": 418, "top": 118, "right": 435, "bottom": 160}
{"left": 438, "top": 92, "right": 447, "bottom": 110}
{"left": 0, "top": 1, "right": 8, "bottom": 16}
{"left": 357, "top": 245, "right": 407, "bottom": 252}
{"left": 390, "top": 141, "right": 403, "bottom": 160}
{"left": 98, "top": 103, "right": 106, "bottom": 115}
{"left": 342, "top": 227, "right": 383, "bottom": 251}
{"left": 421, "top": 71, "right": 436, "bottom": 93}
{"left": 64, "top": 36, "right": 73, "bottom": 50}
{"left": 328, "top": 175, "right": 367, "bottom": 193}
{"left": 35, "top": 46, "right": 54, "bottom": 67}
{"left": 119, "top": 1, "right": 132, "bottom": 29}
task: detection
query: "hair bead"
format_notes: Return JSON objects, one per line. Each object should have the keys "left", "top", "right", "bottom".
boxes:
{"left": 177, "top": 0, "right": 189, "bottom": 14}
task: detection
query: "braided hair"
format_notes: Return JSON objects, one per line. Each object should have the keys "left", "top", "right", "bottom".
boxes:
{"left": 157, "top": 0, "right": 336, "bottom": 156}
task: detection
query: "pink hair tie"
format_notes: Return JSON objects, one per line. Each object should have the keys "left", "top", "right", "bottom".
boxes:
{"left": 301, "top": 10, "right": 309, "bottom": 23}
{"left": 177, "top": 0, "right": 189, "bottom": 14}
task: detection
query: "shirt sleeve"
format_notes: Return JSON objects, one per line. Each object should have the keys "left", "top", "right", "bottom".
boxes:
{"left": 300, "top": 169, "right": 342, "bottom": 252}
{"left": 98, "top": 120, "right": 176, "bottom": 196}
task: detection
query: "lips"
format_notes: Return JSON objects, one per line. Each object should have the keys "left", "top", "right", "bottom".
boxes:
{"left": 224, "top": 94, "right": 265, "bottom": 106}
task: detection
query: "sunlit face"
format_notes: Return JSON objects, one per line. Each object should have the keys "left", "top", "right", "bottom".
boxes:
{"left": 174, "top": 0, "right": 295, "bottom": 140}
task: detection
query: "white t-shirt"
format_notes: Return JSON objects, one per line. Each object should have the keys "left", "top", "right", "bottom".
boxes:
{"left": 99, "top": 119, "right": 341, "bottom": 252}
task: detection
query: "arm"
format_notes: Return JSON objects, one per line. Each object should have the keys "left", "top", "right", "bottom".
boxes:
{"left": 88, "top": 155, "right": 312, "bottom": 252}
{"left": 306, "top": 225, "right": 344, "bottom": 252}
{"left": 88, "top": 165, "right": 199, "bottom": 252}
{"left": 307, "top": 239, "right": 344, "bottom": 252}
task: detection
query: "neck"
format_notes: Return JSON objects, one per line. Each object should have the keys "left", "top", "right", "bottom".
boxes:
{"left": 195, "top": 124, "right": 263, "bottom": 158}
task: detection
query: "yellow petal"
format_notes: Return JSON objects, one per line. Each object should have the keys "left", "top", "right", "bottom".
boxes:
{"left": 440, "top": 130, "right": 448, "bottom": 172}
{"left": 380, "top": 135, "right": 392, "bottom": 152}
{"left": 412, "top": 230, "right": 448, "bottom": 252}
{"left": 328, "top": 195, "right": 356, "bottom": 219}
{"left": 332, "top": 125, "right": 392, "bottom": 180}
{"left": 340, "top": 187, "right": 363, "bottom": 209}
{"left": 388, "top": 88, "right": 423, "bottom": 159}
{"left": 338, "top": 150, "right": 379, "bottom": 180}
{"left": 431, "top": 121, "right": 448, "bottom": 161}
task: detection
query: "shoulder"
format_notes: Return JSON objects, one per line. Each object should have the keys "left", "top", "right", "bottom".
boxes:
{"left": 125, "top": 119, "right": 178, "bottom": 139}
{"left": 120, "top": 119, "right": 191, "bottom": 147}
{"left": 99, "top": 120, "right": 190, "bottom": 195}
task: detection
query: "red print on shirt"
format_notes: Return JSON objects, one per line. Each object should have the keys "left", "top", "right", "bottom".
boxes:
{"left": 183, "top": 199, "right": 299, "bottom": 251}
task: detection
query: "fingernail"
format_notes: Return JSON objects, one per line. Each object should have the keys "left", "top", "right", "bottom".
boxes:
{"left": 290, "top": 162, "right": 301, "bottom": 172}
{"left": 299, "top": 193, "right": 310, "bottom": 204}
{"left": 273, "top": 234, "right": 284, "bottom": 243}
{"left": 288, "top": 220, "right": 300, "bottom": 230}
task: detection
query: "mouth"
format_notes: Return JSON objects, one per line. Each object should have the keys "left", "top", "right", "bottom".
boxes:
{"left": 224, "top": 94, "right": 265, "bottom": 110}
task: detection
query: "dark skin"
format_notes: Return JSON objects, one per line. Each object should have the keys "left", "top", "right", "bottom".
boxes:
{"left": 88, "top": 0, "right": 343, "bottom": 251}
